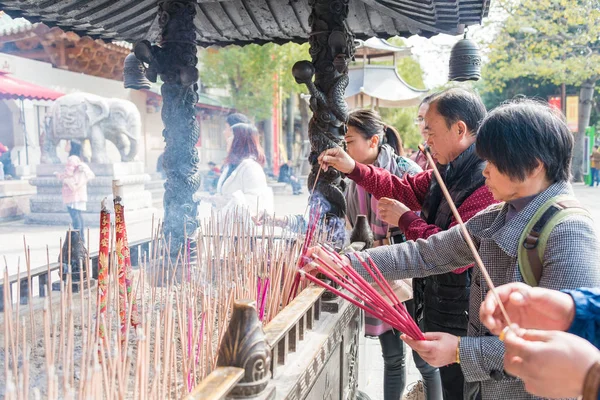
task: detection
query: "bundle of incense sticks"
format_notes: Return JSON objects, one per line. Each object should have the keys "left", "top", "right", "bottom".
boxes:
{"left": 302, "top": 245, "right": 425, "bottom": 341}
{"left": 256, "top": 275, "right": 270, "bottom": 321}
{"left": 289, "top": 200, "right": 322, "bottom": 302}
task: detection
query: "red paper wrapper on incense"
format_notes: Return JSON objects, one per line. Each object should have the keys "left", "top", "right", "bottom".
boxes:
{"left": 97, "top": 198, "right": 110, "bottom": 341}
{"left": 120, "top": 198, "right": 139, "bottom": 328}
{"left": 112, "top": 180, "right": 139, "bottom": 338}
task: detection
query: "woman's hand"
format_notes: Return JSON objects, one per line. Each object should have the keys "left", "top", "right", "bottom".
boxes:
{"left": 252, "top": 212, "right": 286, "bottom": 227}
{"left": 318, "top": 147, "right": 355, "bottom": 174}
{"left": 503, "top": 328, "right": 599, "bottom": 398}
{"left": 304, "top": 246, "right": 350, "bottom": 277}
{"left": 378, "top": 197, "right": 410, "bottom": 227}
{"left": 479, "top": 282, "right": 575, "bottom": 335}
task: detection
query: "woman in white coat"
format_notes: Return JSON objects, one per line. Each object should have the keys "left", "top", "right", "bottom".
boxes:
{"left": 214, "top": 123, "right": 273, "bottom": 217}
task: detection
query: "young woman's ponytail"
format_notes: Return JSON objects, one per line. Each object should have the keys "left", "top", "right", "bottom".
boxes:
{"left": 348, "top": 109, "right": 406, "bottom": 156}
{"left": 382, "top": 124, "right": 404, "bottom": 156}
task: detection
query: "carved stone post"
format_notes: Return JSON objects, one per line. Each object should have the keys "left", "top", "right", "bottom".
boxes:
{"left": 217, "top": 300, "right": 271, "bottom": 397}
{"left": 134, "top": 0, "right": 201, "bottom": 257}
{"left": 292, "top": 0, "right": 355, "bottom": 219}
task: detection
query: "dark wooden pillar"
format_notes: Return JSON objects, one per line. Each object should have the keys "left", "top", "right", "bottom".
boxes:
{"left": 134, "top": 0, "right": 201, "bottom": 257}
{"left": 292, "top": 0, "right": 355, "bottom": 219}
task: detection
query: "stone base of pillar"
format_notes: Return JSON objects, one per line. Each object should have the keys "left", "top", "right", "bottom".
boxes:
{"left": 26, "top": 162, "right": 156, "bottom": 226}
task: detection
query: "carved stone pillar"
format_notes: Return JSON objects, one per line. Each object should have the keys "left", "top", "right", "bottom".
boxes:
{"left": 292, "top": 0, "right": 355, "bottom": 219}
{"left": 134, "top": 0, "right": 201, "bottom": 257}
{"left": 217, "top": 300, "right": 271, "bottom": 397}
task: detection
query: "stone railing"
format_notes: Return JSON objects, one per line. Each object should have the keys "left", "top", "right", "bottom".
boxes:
{"left": 186, "top": 286, "right": 361, "bottom": 400}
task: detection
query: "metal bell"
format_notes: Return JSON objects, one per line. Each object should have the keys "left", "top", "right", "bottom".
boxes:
{"left": 448, "top": 37, "right": 482, "bottom": 82}
{"left": 123, "top": 52, "right": 152, "bottom": 90}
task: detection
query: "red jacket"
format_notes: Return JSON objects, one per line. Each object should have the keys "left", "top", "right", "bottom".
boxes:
{"left": 346, "top": 162, "right": 497, "bottom": 272}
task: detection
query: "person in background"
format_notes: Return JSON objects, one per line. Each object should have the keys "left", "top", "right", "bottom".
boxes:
{"left": 56, "top": 155, "right": 95, "bottom": 243}
{"left": 156, "top": 152, "right": 166, "bottom": 179}
{"left": 278, "top": 159, "right": 303, "bottom": 195}
{"left": 213, "top": 123, "right": 273, "bottom": 217}
{"left": 590, "top": 145, "right": 600, "bottom": 187}
{"left": 224, "top": 113, "right": 250, "bottom": 152}
{"left": 480, "top": 283, "right": 600, "bottom": 399}
{"left": 344, "top": 109, "right": 432, "bottom": 400}
{"left": 410, "top": 95, "right": 434, "bottom": 171}
{"left": 205, "top": 161, "right": 221, "bottom": 194}
{"left": 0, "top": 141, "right": 8, "bottom": 179}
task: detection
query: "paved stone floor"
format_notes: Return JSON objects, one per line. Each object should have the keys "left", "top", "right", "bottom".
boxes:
{"left": 0, "top": 182, "right": 598, "bottom": 399}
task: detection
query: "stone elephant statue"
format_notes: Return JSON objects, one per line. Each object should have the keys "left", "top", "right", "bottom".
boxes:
{"left": 42, "top": 92, "right": 142, "bottom": 164}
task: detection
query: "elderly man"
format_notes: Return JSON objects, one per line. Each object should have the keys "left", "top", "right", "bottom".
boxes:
{"left": 313, "top": 99, "right": 600, "bottom": 399}
{"left": 320, "top": 88, "right": 494, "bottom": 400}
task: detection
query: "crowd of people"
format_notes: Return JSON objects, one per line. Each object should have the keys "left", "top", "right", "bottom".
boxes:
{"left": 43, "top": 86, "right": 600, "bottom": 399}
{"left": 298, "top": 88, "right": 600, "bottom": 400}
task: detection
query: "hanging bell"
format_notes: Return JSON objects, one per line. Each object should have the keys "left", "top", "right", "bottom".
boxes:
{"left": 123, "top": 52, "right": 152, "bottom": 90}
{"left": 448, "top": 36, "right": 482, "bottom": 82}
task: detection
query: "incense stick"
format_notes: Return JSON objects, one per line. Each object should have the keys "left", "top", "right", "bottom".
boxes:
{"left": 419, "top": 144, "right": 513, "bottom": 327}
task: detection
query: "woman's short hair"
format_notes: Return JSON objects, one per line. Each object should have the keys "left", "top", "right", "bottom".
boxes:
{"left": 225, "top": 123, "right": 266, "bottom": 166}
{"left": 476, "top": 99, "right": 573, "bottom": 182}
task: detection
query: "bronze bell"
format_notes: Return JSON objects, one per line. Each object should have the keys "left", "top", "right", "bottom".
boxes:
{"left": 448, "top": 36, "right": 482, "bottom": 82}
{"left": 123, "top": 52, "right": 152, "bottom": 90}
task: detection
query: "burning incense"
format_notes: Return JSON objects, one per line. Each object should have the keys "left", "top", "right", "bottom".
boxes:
{"left": 418, "top": 144, "right": 513, "bottom": 327}
{"left": 97, "top": 198, "right": 110, "bottom": 342}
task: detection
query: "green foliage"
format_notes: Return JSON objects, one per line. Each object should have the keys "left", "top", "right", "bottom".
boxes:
{"left": 483, "top": 0, "right": 600, "bottom": 92}
{"left": 199, "top": 42, "right": 310, "bottom": 120}
{"left": 379, "top": 106, "right": 422, "bottom": 151}
{"left": 198, "top": 35, "right": 427, "bottom": 150}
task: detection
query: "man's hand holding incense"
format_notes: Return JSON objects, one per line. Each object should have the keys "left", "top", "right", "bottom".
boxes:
{"left": 304, "top": 246, "right": 350, "bottom": 277}
{"left": 318, "top": 147, "right": 355, "bottom": 174}
{"left": 401, "top": 332, "right": 459, "bottom": 368}
{"left": 479, "top": 282, "right": 575, "bottom": 335}
{"left": 503, "top": 328, "right": 599, "bottom": 398}
{"left": 378, "top": 197, "right": 410, "bottom": 227}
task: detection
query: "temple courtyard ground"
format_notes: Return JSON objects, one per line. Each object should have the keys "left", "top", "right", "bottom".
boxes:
{"left": 0, "top": 182, "right": 598, "bottom": 398}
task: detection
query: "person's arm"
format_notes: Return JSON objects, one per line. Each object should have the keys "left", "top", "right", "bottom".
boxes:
{"left": 565, "top": 287, "right": 600, "bottom": 349}
{"left": 347, "top": 212, "right": 484, "bottom": 281}
{"left": 346, "top": 162, "right": 432, "bottom": 211}
{"left": 463, "top": 215, "right": 600, "bottom": 382}
{"left": 399, "top": 186, "right": 496, "bottom": 241}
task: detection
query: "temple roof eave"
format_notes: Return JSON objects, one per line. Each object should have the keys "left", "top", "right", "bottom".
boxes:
{"left": 0, "top": 0, "right": 490, "bottom": 47}
{"left": 345, "top": 67, "right": 428, "bottom": 107}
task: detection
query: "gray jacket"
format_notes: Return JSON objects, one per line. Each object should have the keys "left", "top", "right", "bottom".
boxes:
{"left": 349, "top": 181, "right": 600, "bottom": 400}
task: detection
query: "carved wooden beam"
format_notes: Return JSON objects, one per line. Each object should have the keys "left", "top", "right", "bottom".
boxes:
{"left": 184, "top": 367, "right": 244, "bottom": 400}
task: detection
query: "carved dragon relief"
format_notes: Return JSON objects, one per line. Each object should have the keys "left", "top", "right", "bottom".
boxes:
{"left": 132, "top": 0, "right": 202, "bottom": 256}
{"left": 293, "top": 0, "right": 355, "bottom": 219}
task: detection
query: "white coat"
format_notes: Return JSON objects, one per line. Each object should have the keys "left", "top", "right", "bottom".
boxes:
{"left": 216, "top": 158, "right": 274, "bottom": 217}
